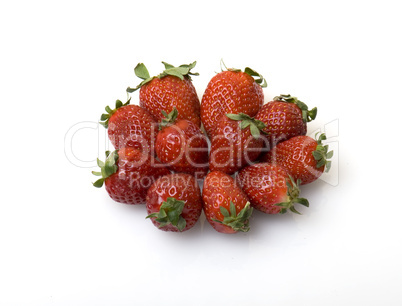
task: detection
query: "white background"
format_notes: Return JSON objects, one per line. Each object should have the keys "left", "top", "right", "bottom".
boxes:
{"left": 1, "top": 0, "right": 401, "bottom": 305}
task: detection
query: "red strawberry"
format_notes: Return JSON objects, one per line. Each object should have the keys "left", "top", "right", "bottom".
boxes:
{"left": 100, "top": 98, "right": 157, "bottom": 155}
{"left": 155, "top": 108, "right": 209, "bottom": 178}
{"left": 209, "top": 113, "right": 267, "bottom": 174}
{"left": 261, "top": 133, "right": 333, "bottom": 185}
{"left": 255, "top": 94, "right": 317, "bottom": 146}
{"left": 202, "top": 171, "right": 253, "bottom": 234}
{"left": 127, "top": 61, "right": 201, "bottom": 126}
{"left": 146, "top": 173, "right": 202, "bottom": 232}
{"left": 201, "top": 62, "right": 266, "bottom": 139}
{"left": 237, "top": 163, "right": 309, "bottom": 214}
{"left": 92, "top": 148, "right": 170, "bottom": 205}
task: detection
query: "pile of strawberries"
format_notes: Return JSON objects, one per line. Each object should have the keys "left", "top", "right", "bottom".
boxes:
{"left": 92, "top": 61, "right": 333, "bottom": 234}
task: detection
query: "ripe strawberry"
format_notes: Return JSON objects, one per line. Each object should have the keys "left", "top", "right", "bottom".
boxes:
{"left": 146, "top": 173, "right": 202, "bottom": 232}
{"left": 155, "top": 108, "right": 209, "bottom": 178}
{"left": 202, "top": 171, "right": 253, "bottom": 234}
{"left": 92, "top": 148, "right": 170, "bottom": 205}
{"left": 237, "top": 163, "right": 309, "bottom": 214}
{"left": 209, "top": 113, "right": 267, "bottom": 174}
{"left": 255, "top": 94, "right": 317, "bottom": 146}
{"left": 100, "top": 98, "right": 157, "bottom": 155}
{"left": 200, "top": 62, "right": 266, "bottom": 139}
{"left": 261, "top": 133, "right": 333, "bottom": 185}
{"left": 127, "top": 61, "right": 201, "bottom": 126}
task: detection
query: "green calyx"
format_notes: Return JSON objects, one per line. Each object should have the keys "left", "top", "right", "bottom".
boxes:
{"left": 146, "top": 197, "right": 187, "bottom": 232}
{"left": 226, "top": 113, "right": 267, "bottom": 139}
{"left": 313, "top": 133, "right": 333, "bottom": 172}
{"left": 220, "top": 59, "right": 267, "bottom": 88}
{"left": 126, "top": 61, "right": 199, "bottom": 93}
{"left": 159, "top": 107, "right": 179, "bottom": 130}
{"left": 212, "top": 201, "right": 253, "bottom": 233}
{"left": 92, "top": 150, "right": 119, "bottom": 188}
{"left": 99, "top": 98, "right": 131, "bottom": 128}
{"left": 275, "top": 176, "right": 309, "bottom": 214}
{"left": 273, "top": 94, "right": 317, "bottom": 123}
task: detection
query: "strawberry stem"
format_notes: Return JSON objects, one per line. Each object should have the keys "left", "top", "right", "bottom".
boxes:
{"left": 127, "top": 61, "right": 199, "bottom": 93}
{"left": 146, "top": 197, "right": 187, "bottom": 232}
{"left": 92, "top": 150, "right": 119, "bottom": 188}
{"left": 212, "top": 201, "right": 253, "bottom": 232}
{"left": 275, "top": 176, "right": 309, "bottom": 214}
{"left": 273, "top": 94, "right": 317, "bottom": 123}
{"left": 226, "top": 113, "right": 267, "bottom": 139}
{"left": 220, "top": 59, "right": 267, "bottom": 88}
{"left": 159, "top": 107, "right": 179, "bottom": 130}
{"left": 313, "top": 133, "right": 333, "bottom": 172}
{"left": 99, "top": 98, "right": 131, "bottom": 128}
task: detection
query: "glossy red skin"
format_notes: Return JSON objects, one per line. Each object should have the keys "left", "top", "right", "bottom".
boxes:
{"left": 209, "top": 115, "right": 264, "bottom": 175}
{"left": 146, "top": 173, "right": 203, "bottom": 232}
{"left": 140, "top": 75, "right": 201, "bottom": 127}
{"left": 156, "top": 119, "right": 209, "bottom": 178}
{"left": 237, "top": 163, "right": 289, "bottom": 214}
{"left": 261, "top": 136, "right": 324, "bottom": 185}
{"left": 255, "top": 101, "right": 307, "bottom": 147}
{"left": 108, "top": 105, "right": 157, "bottom": 155}
{"left": 104, "top": 148, "right": 170, "bottom": 205}
{"left": 202, "top": 171, "right": 250, "bottom": 234}
{"left": 201, "top": 71, "right": 264, "bottom": 139}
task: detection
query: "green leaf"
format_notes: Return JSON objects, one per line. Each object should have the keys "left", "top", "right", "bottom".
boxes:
{"left": 325, "top": 161, "right": 332, "bottom": 172}
{"left": 249, "top": 124, "right": 260, "bottom": 138}
{"left": 226, "top": 113, "right": 245, "bottom": 121}
{"left": 244, "top": 67, "right": 267, "bottom": 88}
{"left": 162, "top": 61, "right": 175, "bottom": 69}
{"left": 230, "top": 202, "right": 237, "bottom": 216}
{"left": 289, "top": 206, "right": 302, "bottom": 215}
{"left": 115, "top": 100, "right": 123, "bottom": 109}
{"left": 219, "top": 206, "right": 230, "bottom": 218}
{"left": 240, "top": 120, "right": 252, "bottom": 129}
{"left": 105, "top": 106, "right": 112, "bottom": 114}
{"left": 134, "top": 63, "right": 151, "bottom": 80}
{"left": 312, "top": 151, "right": 323, "bottom": 160}
{"left": 164, "top": 69, "right": 185, "bottom": 80}
{"left": 177, "top": 217, "right": 186, "bottom": 232}
{"left": 97, "top": 158, "right": 104, "bottom": 168}
{"left": 92, "top": 150, "right": 119, "bottom": 188}
{"left": 296, "top": 198, "right": 309, "bottom": 207}
{"left": 92, "top": 178, "right": 104, "bottom": 188}
{"left": 100, "top": 113, "right": 109, "bottom": 121}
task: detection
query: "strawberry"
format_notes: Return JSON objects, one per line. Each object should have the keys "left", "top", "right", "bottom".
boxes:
{"left": 127, "top": 61, "right": 201, "bottom": 126}
{"left": 255, "top": 94, "right": 317, "bottom": 146}
{"left": 209, "top": 113, "right": 267, "bottom": 174}
{"left": 200, "top": 62, "right": 266, "bottom": 139}
{"left": 100, "top": 98, "right": 157, "bottom": 155}
{"left": 202, "top": 171, "right": 253, "bottom": 234}
{"left": 92, "top": 148, "right": 170, "bottom": 205}
{"left": 237, "top": 163, "right": 309, "bottom": 214}
{"left": 261, "top": 133, "right": 333, "bottom": 185}
{"left": 146, "top": 173, "right": 202, "bottom": 232}
{"left": 155, "top": 108, "right": 209, "bottom": 178}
